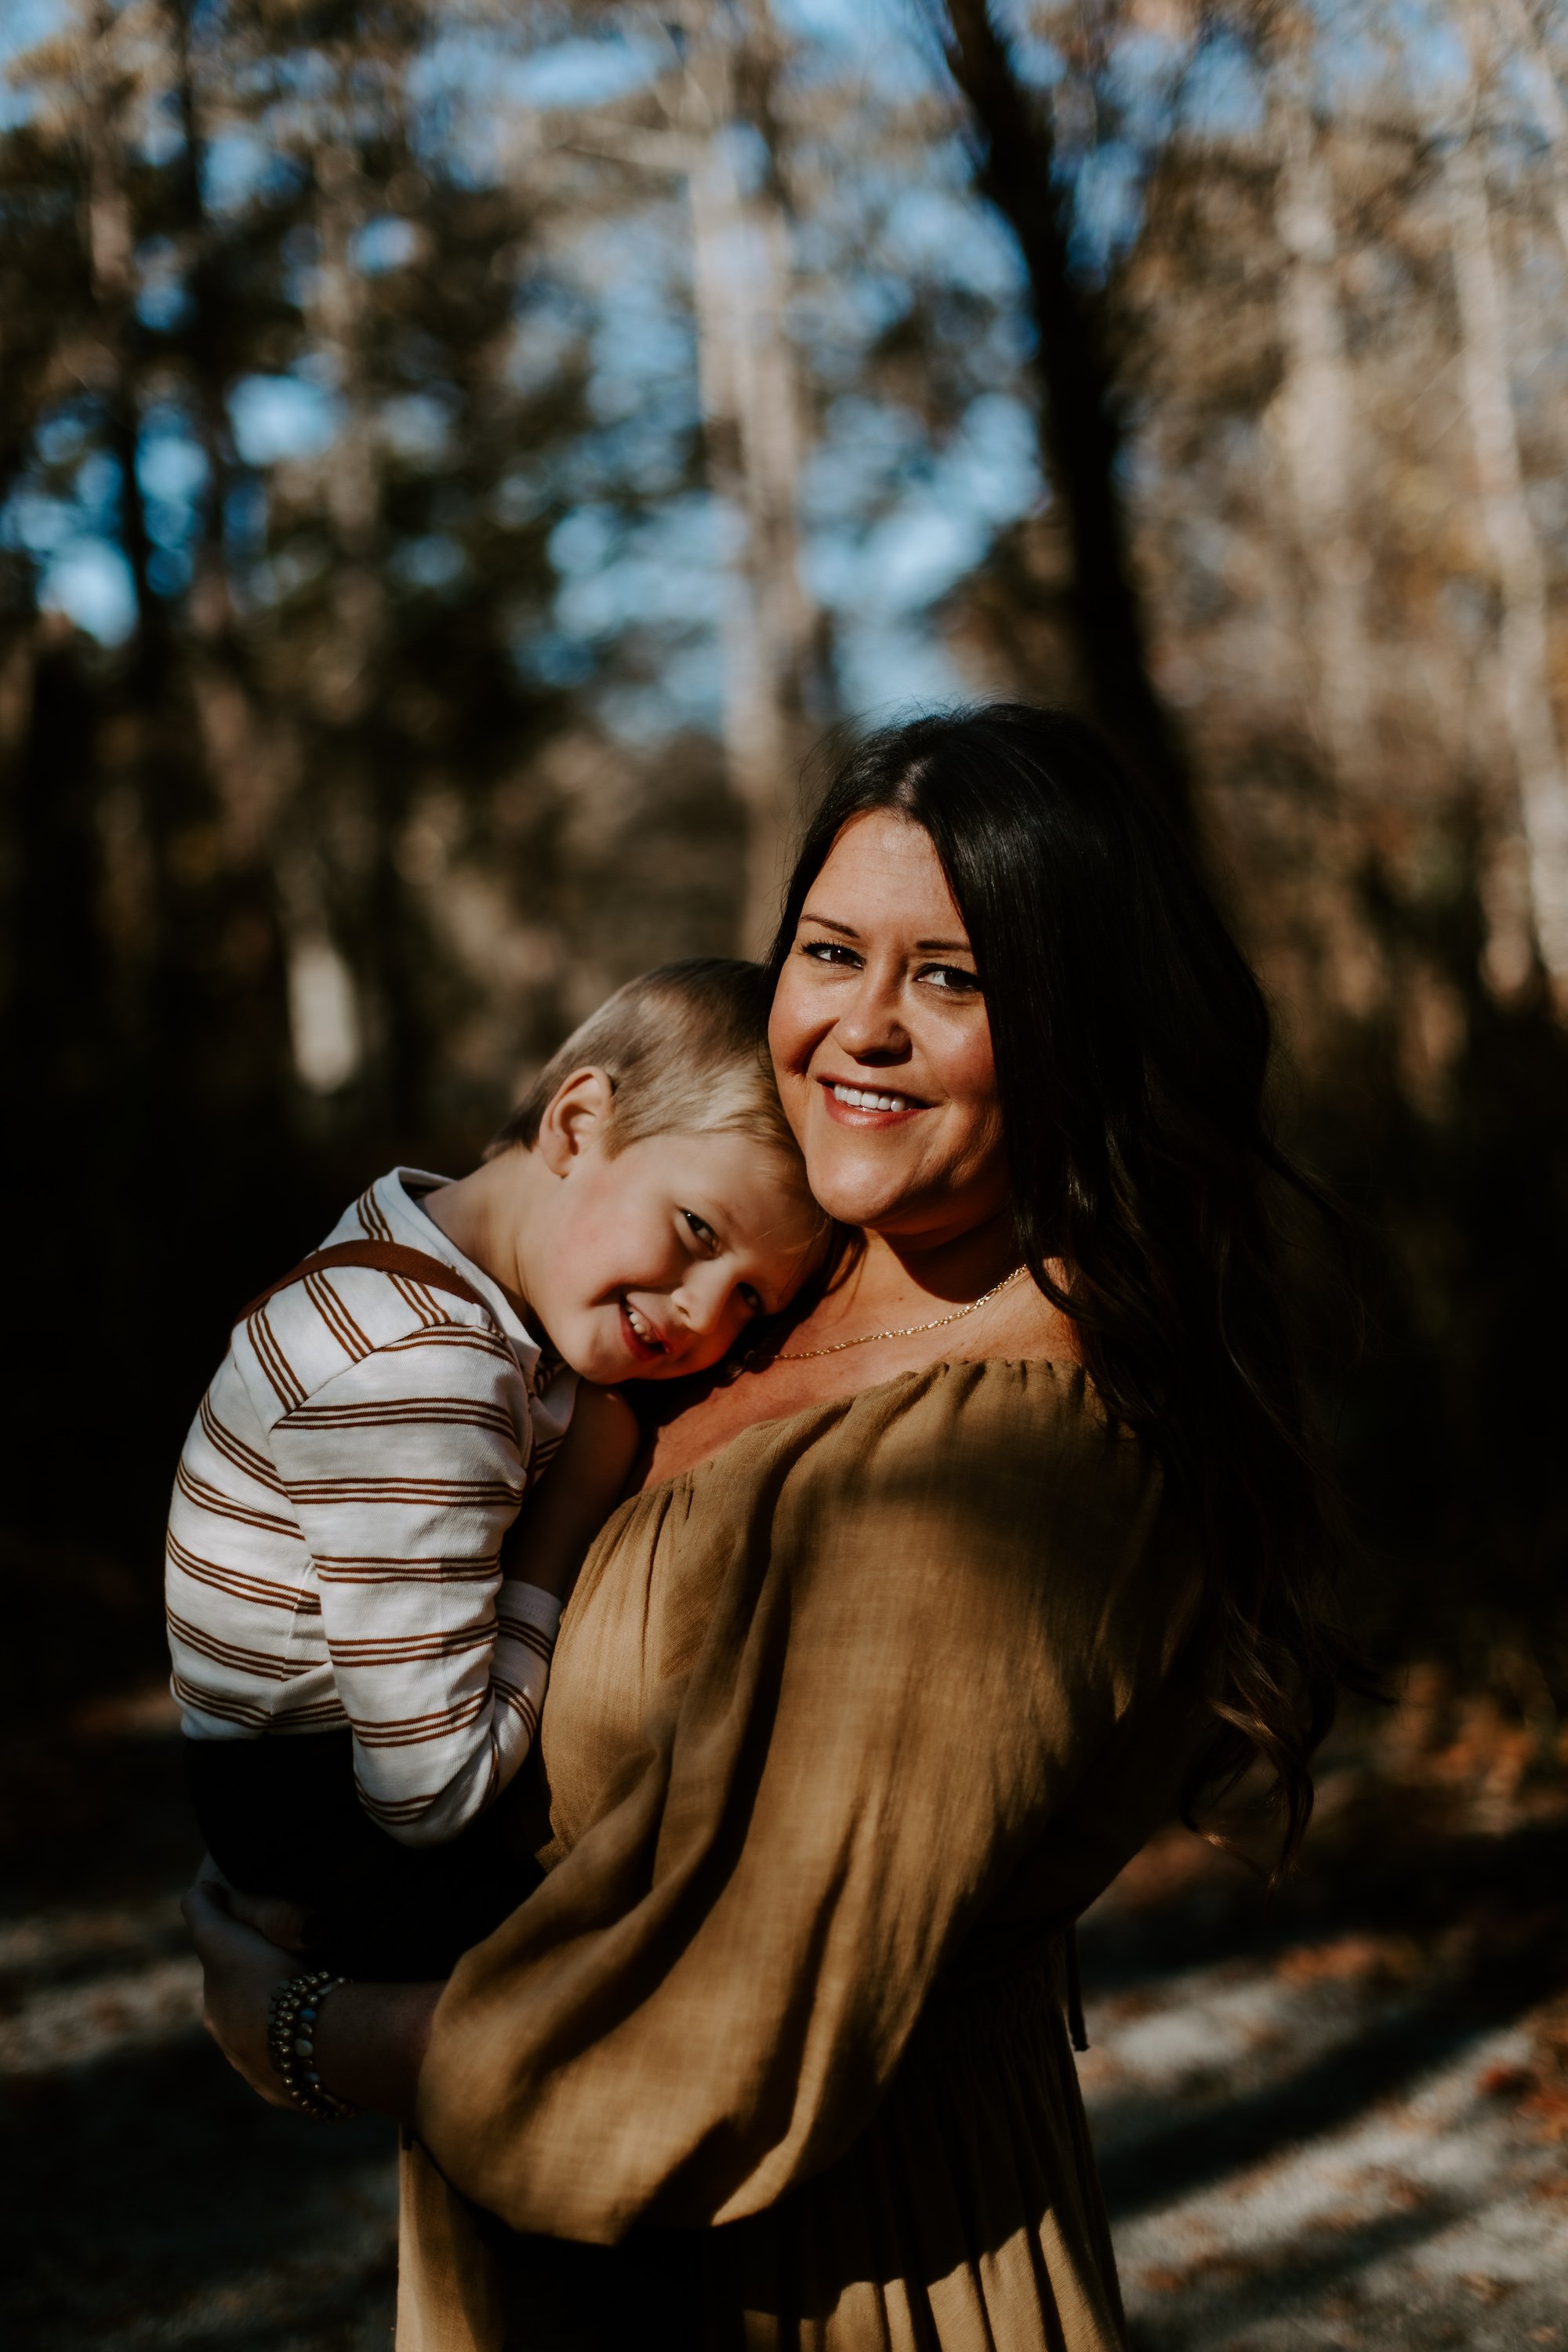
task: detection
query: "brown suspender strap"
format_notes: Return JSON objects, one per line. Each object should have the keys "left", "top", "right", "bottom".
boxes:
{"left": 235, "top": 1240, "right": 492, "bottom": 1330}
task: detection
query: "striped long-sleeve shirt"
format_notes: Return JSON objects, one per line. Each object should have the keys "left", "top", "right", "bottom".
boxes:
{"left": 165, "top": 1168, "right": 577, "bottom": 1846}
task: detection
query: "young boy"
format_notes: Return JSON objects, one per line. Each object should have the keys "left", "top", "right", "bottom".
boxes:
{"left": 167, "top": 960, "right": 823, "bottom": 1979}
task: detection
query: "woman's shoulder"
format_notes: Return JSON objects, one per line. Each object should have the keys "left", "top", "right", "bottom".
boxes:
{"left": 681, "top": 1359, "right": 1187, "bottom": 1669}
{"left": 593, "top": 1356, "right": 1196, "bottom": 1762}
{"left": 653, "top": 1354, "right": 1144, "bottom": 1512}
{"left": 637, "top": 1265, "right": 1078, "bottom": 1494}
{"left": 818, "top": 1356, "right": 1158, "bottom": 1520}
{"left": 834, "top": 1353, "right": 1103, "bottom": 1453}
{"left": 786, "top": 1363, "right": 1195, "bottom": 1684}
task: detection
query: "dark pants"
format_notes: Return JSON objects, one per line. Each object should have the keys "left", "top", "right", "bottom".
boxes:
{"left": 184, "top": 1731, "right": 542, "bottom": 1978}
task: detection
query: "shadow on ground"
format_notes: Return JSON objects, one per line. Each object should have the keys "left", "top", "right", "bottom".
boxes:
{"left": 2, "top": 1533, "right": 1565, "bottom": 2350}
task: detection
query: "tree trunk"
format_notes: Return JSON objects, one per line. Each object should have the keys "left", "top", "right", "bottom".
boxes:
{"left": 1266, "top": 94, "right": 1390, "bottom": 1020}
{"left": 162, "top": 0, "right": 300, "bottom": 1097}
{"left": 1494, "top": 0, "right": 1568, "bottom": 263}
{"left": 165, "top": 0, "right": 278, "bottom": 864}
{"left": 290, "top": 114, "right": 391, "bottom": 1102}
{"left": 1271, "top": 104, "right": 1374, "bottom": 787}
{"left": 939, "top": 0, "right": 1191, "bottom": 837}
{"left": 1447, "top": 138, "right": 1568, "bottom": 1007}
{"left": 78, "top": 0, "right": 162, "bottom": 683}
{"left": 682, "top": 9, "right": 817, "bottom": 954}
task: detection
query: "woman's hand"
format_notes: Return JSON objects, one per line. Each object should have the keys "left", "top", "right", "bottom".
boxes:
{"left": 181, "top": 1862, "right": 300, "bottom": 2109}
{"left": 181, "top": 1857, "right": 444, "bottom": 2125}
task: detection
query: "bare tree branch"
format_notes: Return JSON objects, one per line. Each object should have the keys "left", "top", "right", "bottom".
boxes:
{"left": 937, "top": 0, "right": 1191, "bottom": 835}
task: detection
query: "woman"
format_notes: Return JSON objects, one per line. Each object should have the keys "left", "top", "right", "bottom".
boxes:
{"left": 187, "top": 706, "right": 1352, "bottom": 2351}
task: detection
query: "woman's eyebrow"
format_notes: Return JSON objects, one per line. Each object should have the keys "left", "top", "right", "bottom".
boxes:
{"left": 801, "top": 913, "right": 972, "bottom": 955}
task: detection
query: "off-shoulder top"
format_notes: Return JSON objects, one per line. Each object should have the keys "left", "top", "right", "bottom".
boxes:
{"left": 402, "top": 1361, "right": 1212, "bottom": 2351}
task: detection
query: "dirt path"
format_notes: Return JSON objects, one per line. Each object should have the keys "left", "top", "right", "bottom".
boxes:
{"left": 2, "top": 1606, "right": 1563, "bottom": 2349}
{"left": 1083, "top": 1881, "right": 1568, "bottom": 2349}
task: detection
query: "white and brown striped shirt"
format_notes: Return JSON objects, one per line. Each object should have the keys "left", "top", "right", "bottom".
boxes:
{"left": 165, "top": 1169, "right": 577, "bottom": 1846}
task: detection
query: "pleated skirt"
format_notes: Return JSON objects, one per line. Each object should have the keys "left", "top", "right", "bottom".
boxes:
{"left": 397, "top": 1959, "right": 1126, "bottom": 2352}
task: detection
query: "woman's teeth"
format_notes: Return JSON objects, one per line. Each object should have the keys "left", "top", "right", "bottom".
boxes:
{"left": 830, "top": 1084, "right": 914, "bottom": 1112}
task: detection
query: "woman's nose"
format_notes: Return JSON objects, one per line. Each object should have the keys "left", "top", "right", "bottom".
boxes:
{"left": 832, "top": 966, "right": 909, "bottom": 1061}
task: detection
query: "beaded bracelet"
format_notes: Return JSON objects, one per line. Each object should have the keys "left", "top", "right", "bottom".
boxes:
{"left": 266, "top": 1967, "right": 358, "bottom": 2120}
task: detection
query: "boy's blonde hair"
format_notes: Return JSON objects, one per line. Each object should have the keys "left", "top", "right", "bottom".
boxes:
{"left": 489, "top": 959, "right": 808, "bottom": 1176}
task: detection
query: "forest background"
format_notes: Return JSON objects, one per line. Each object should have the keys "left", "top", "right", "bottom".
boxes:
{"left": 5, "top": 2, "right": 1568, "bottom": 2343}
{"left": 5, "top": 0, "right": 1566, "bottom": 1699}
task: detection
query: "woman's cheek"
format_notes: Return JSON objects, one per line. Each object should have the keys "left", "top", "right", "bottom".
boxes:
{"left": 923, "top": 1011, "right": 994, "bottom": 1112}
{"left": 960, "top": 1010, "right": 998, "bottom": 1096}
{"left": 766, "top": 975, "right": 803, "bottom": 1062}
{"left": 767, "top": 994, "right": 817, "bottom": 1134}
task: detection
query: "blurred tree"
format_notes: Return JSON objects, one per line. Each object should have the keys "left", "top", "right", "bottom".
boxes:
{"left": 0, "top": 0, "right": 597, "bottom": 1542}
{"left": 1446, "top": 29, "right": 1568, "bottom": 1010}
{"left": 938, "top": 0, "right": 1193, "bottom": 833}
{"left": 558, "top": 1, "right": 822, "bottom": 952}
{"left": 1074, "top": 0, "right": 1568, "bottom": 1652}
{"left": 0, "top": 0, "right": 1565, "bottom": 1693}
{"left": 681, "top": 2, "right": 820, "bottom": 953}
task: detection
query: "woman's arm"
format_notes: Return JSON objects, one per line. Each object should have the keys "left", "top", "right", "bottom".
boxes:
{"left": 182, "top": 1871, "right": 438, "bottom": 2124}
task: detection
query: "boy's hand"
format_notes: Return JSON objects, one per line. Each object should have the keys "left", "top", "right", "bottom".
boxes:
{"left": 191, "top": 1851, "right": 315, "bottom": 1952}
{"left": 227, "top": 1886, "right": 316, "bottom": 1954}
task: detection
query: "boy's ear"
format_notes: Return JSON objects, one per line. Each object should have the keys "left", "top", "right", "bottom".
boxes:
{"left": 535, "top": 1067, "right": 615, "bottom": 1176}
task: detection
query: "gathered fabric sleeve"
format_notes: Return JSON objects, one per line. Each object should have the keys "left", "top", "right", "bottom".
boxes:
{"left": 415, "top": 1362, "right": 1206, "bottom": 2245}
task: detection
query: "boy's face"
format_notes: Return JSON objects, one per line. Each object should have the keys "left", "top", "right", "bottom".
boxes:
{"left": 530, "top": 1127, "right": 824, "bottom": 1385}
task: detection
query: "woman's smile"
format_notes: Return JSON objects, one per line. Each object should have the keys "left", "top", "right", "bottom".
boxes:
{"left": 820, "top": 1076, "right": 928, "bottom": 1125}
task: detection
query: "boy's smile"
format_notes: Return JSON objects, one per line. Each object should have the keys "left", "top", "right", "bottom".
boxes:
{"left": 620, "top": 1298, "right": 666, "bottom": 1360}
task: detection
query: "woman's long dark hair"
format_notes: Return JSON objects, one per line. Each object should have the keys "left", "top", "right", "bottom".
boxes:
{"left": 767, "top": 704, "right": 1364, "bottom": 1878}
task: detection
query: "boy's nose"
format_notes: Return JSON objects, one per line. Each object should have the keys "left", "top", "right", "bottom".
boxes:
{"left": 678, "top": 1265, "right": 739, "bottom": 1341}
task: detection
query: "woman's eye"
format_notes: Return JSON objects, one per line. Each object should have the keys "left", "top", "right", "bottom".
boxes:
{"left": 920, "top": 963, "right": 982, "bottom": 994}
{"left": 799, "top": 938, "right": 860, "bottom": 967}
{"left": 683, "top": 1210, "right": 717, "bottom": 1248}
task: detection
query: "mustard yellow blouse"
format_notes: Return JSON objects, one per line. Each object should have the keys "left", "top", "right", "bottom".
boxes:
{"left": 401, "top": 1361, "right": 1211, "bottom": 2351}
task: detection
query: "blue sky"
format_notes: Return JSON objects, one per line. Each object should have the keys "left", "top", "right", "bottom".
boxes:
{"left": 2, "top": 0, "right": 1049, "bottom": 727}
{"left": 7, "top": 0, "right": 1551, "bottom": 731}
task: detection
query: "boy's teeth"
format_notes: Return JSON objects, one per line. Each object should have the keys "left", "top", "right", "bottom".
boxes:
{"left": 625, "top": 1301, "right": 655, "bottom": 1342}
{"left": 832, "top": 1084, "right": 911, "bottom": 1112}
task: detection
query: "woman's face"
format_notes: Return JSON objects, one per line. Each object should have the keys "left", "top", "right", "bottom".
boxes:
{"left": 768, "top": 810, "right": 1010, "bottom": 1247}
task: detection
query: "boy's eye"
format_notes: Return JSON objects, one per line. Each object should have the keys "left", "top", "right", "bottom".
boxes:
{"left": 683, "top": 1210, "right": 717, "bottom": 1248}
{"left": 739, "top": 1283, "right": 764, "bottom": 1317}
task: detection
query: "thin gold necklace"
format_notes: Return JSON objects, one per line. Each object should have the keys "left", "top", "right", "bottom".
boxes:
{"left": 775, "top": 1264, "right": 1031, "bottom": 1361}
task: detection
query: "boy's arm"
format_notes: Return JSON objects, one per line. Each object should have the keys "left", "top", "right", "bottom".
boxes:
{"left": 268, "top": 1330, "right": 548, "bottom": 1848}
{"left": 499, "top": 1383, "right": 640, "bottom": 1601}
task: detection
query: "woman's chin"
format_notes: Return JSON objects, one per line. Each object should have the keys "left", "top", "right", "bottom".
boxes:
{"left": 804, "top": 1162, "right": 927, "bottom": 1233}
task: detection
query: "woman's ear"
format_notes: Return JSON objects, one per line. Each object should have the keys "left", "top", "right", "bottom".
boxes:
{"left": 535, "top": 1067, "right": 615, "bottom": 1176}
